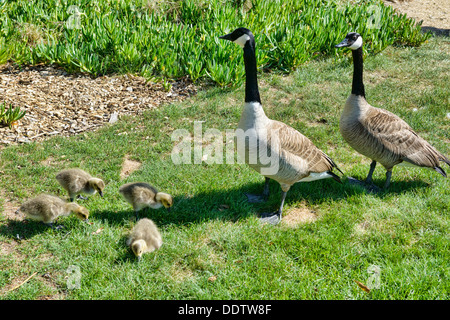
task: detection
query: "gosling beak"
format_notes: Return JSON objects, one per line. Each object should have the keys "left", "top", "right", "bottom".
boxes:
{"left": 167, "top": 207, "right": 171, "bottom": 213}
{"left": 99, "top": 191, "right": 104, "bottom": 198}
{"left": 335, "top": 38, "right": 350, "bottom": 48}
{"left": 84, "top": 218, "right": 89, "bottom": 223}
{"left": 137, "top": 256, "right": 142, "bottom": 263}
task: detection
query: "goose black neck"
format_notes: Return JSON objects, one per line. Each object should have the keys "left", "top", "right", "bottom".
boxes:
{"left": 243, "top": 43, "right": 261, "bottom": 104}
{"left": 351, "top": 47, "right": 365, "bottom": 97}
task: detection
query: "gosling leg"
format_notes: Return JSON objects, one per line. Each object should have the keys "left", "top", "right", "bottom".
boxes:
{"left": 44, "top": 222, "right": 64, "bottom": 230}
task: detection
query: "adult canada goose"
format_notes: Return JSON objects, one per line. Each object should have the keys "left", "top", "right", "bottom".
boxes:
{"left": 56, "top": 168, "right": 105, "bottom": 202}
{"left": 336, "top": 32, "right": 450, "bottom": 189}
{"left": 119, "top": 182, "right": 173, "bottom": 219}
{"left": 126, "top": 218, "right": 163, "bottom": 262}
{"left": 220, "top": 28, "right": 342, "bottom": 225}
{"left": 16, "top": 194, "right": 89, "bottom": 229}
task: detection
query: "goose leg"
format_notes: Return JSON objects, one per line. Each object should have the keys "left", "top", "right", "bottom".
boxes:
{"left": 384, "top": 170, "right": 392, "bottom": 189}
{"left": 259, "top": 190, "right": 287, "bottom": 226}
{"left": 245, "top": 177, "right": 270, "bottom": 203}
{"left": 262, "top": 177, "right": 270, "bottom": 200}
{"left": 276, "top": 191, "right": 287, "bottom": 220}
{"left": 365, "top": 160, "right": 377, "bottom": 184}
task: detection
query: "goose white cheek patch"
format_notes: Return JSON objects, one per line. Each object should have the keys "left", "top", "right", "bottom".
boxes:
{"left": 349, "top": 36, "right": 363, "bottom": 50}
{"left": 234, "top": 34, "right": 251, "bottom": 48}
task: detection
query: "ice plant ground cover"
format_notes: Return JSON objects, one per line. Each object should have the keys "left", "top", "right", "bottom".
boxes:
{"left": 0, "top": 0, "right": 430, "bottom": 87}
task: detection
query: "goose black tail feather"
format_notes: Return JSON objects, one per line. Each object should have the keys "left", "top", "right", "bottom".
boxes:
{"left": 440, "top": 155, "right": 450, "bottom": 167}
{"left": 434, "top": 166, "right": 447, "bottom": 178}
{"left": 327, "top": 171, "right": 343, "bottom": 184}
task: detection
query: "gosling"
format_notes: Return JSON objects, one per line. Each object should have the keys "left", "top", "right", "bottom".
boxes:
{"left": 126, "top": 218, "right": 163, "bottom": 262}
{"left": 16, "top": 194, "right": 89, "bottom": 229}
{"left": 56, "top": 168, "right": 105, "bottom": 202}
{"left": 119, "top": 182, "right": 173, "bottom": 219}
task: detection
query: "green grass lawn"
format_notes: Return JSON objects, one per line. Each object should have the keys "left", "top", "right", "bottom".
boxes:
{"left": 0, "top": 35, "right": 449, "bottom": 300}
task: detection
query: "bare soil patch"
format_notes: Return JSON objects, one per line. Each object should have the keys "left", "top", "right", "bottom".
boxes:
{"left": 0, "top": 189, "right": 21, "bottom": 221}
{"left": 120, "top": 155, "right": 142, "bottom": 180}
{"left": 383, "top": 0, "right": 449, "bottom": 34}
{"left": 282, "top": 206, "right": 318, "bottom": 227}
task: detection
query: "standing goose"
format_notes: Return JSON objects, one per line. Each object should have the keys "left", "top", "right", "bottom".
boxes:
{"left": 220, "top": 28, "right": 342, "bottom": 225}
{"left": 336, "top": 32, "right": 450, "bottom": 189}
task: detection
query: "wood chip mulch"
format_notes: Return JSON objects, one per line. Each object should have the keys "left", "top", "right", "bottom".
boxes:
{"left": 0, "top": 63, "right": 198, "bottom": 148}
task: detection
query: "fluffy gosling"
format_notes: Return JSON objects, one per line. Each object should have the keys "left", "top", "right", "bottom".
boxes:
{"left": 16, "top": 194, "right": 89, "bottom": 229}
{"left": 126, "top": 218, "right": 162, "bottom": 262}
{"left": 119, "top": 182, "right": 173, "bottom": 219}
{"left": 56, "top": 168, "right": 105, "bottom": 202}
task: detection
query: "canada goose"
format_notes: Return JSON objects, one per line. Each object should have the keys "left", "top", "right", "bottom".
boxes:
{"left": 16, "top": 194, "right": 89, "bottom": 229}
{"left": 336, "top": 32, "right": 450, "bottom": 189}
{"left": 119, "top": 182, "right": 173, "bottom": 219}
{"left": 126, "top": 218, "right": 162, "bottom": 262}
{"left": 220, "top": 28, "right": 342, "bottom": 225}
{"left": 56, "top": 168, "right": 105, "bottom": 202}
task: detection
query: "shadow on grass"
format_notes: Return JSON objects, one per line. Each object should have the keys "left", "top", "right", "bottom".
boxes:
{"left": 86, "top": 176, "right": 431, "bottom": 228}
{"left": 0, "top": 219, "right": 52, "bottom": 240}
{"left": 88, "top": 178, "right": 372, "bottom": 227}
{"left": 111, "top": 234, "right": 138, "bottom": 264}
{"left": 343, "top": 174, "right": 431, "bottom": 198}
{"left": 0, "top": 176, "right": 432, "bottom": 239}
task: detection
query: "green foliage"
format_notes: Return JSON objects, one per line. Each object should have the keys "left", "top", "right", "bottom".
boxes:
{"left": 0, "top": 0, "right": 430, "bottom": 86}
{"left": 0, "top": 102, "right": 27, "bottom": 129}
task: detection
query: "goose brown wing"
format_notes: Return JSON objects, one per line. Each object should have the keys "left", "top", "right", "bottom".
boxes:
{"left": 269, "top": 120, "right": 339, "bottom": 173}
{"left": 365, "top": 109, "right": 444, "bottom": 168}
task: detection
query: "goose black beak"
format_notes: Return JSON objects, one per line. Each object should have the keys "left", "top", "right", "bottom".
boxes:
{"left": 335, "top": 38, "right": 350, "bottom": 48}
{"left": 219, "top": 33, "right": 233, "bottom": 41}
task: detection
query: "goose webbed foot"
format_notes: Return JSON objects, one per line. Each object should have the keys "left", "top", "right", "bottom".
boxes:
{"left": 245, "top": 177, "right": 270, "bottom": 203}
{"left": 348, "top": 176, "right": 380, "bottom": 193}
{"left": 245, "top": 193, "right": 267, "bottom": 203}
{"left": 258, "top": 190, "right": 287, "bottom": 226}
{"left": 259, "top": 211, "right": 281, "bottom": 225}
